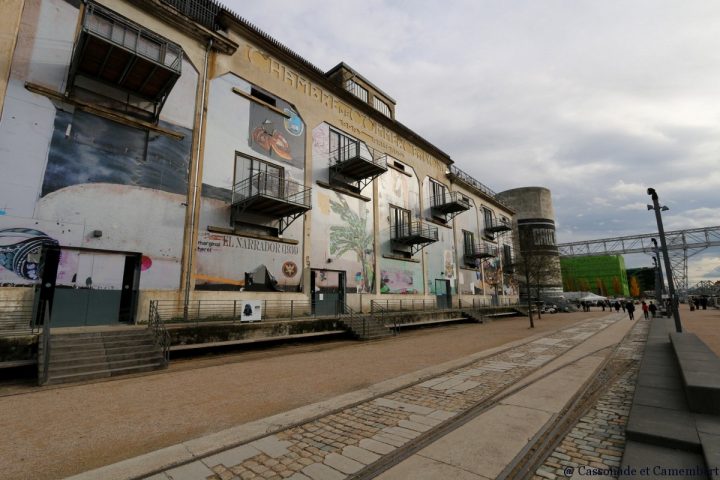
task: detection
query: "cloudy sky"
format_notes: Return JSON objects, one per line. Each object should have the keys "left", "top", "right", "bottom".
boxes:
{"left": 225, "top": 0, "right": 720, "bottom": 284}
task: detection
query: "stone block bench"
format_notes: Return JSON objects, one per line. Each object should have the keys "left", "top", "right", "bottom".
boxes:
{"left": 670, "top": 332, "right": 720, "bottom": 415}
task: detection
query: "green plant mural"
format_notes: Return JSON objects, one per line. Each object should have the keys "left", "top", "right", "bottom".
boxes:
{"left": 329, "top": 194, "right": 375, "bottom": 293}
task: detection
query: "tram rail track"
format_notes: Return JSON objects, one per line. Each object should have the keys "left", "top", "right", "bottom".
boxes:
{"left": 349, "top": 317, "right": 639, "bottom": 480}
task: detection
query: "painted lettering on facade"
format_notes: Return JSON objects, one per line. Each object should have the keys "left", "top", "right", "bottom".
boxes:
{"left": 243, "top": 43, "right": 443, "bottom": 170}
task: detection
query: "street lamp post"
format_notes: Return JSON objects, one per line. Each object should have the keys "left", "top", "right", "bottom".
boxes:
{"left": 651, "top": 238, "right": 667, "bottom": 316}
{"left": 647, "top": 188, "right": 682, "bottom": 332}
{"left": 652, "top": 256, "right": 662, "bottom": 314}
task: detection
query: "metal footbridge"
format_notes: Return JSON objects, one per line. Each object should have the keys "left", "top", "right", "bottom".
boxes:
{"left": 556, "top": 225, "right": 720, "bottom": 293}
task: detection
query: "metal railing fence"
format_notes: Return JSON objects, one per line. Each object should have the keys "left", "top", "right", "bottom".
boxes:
{"left": 148, "top": 301, "right": 171, "bottom": 365}
{"left": 231, "top": 172, "right": 311, "bottom": 208}
{"left": 390, "top": 221, "right": 439, "bottom": 242}
{"left": 151, "top": 299, "right": 325, "bottom": 326}
{"left": 429, "top": 191, "right": 471, "bottom": 210}
{"left": 370, "top": 299, "right": 452, "bottom": 313}
{"left": 161, "top": 0, "right": 222, "bottom": 31}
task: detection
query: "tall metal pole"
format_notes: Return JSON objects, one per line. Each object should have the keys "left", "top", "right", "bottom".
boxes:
{"left": 652, "top": 256, "right": 662, "bottom": 313}
{"left": 647, "top": 188, "right": 682, "bottom": 332}
{"left": 651, "top": 238, "right": 667, "bottom": 316}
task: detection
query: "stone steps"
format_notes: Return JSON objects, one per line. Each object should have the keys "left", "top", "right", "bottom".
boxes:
{"left": 41, "top": 329, "right": 166, "bottom": 385}
{"left": 339, "top": 316, "right": 393, "bottom": 340}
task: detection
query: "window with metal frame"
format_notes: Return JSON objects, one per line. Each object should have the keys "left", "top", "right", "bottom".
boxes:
{"left": 372, "top": 97, "right": 391, "bottom": 117}
{"left": 463, "top": 230, "right": 475, "bottom": 254}
{"left": 430, "top": 179, "right": 447, "bottom": 208}
{"left": 234, "top": 153, "right": 285, "bottom": 199}
{"left": 390, "top": 205, "right": 411, "bottom": 239}
{"left": 345, "top": 79, "right": 368, "bottom": 102}
{"left": 329, "top": 128, "right": 360, "bottom": 164}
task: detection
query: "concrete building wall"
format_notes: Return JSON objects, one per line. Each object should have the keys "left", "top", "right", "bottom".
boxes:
{"left": 0, "top": 0, "right": 518, "bottom": 322}
{"left": 497, "top": 186, "right": 562, "bottom": 294}
{"left": 0, "top": 0, "right": 25, "bottom": 120}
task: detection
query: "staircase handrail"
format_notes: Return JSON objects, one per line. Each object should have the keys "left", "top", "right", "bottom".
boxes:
{"left": 369, "top": 301, "right": 398, "bottom": 334}
{"left": 338, "top": 301, "right": 368, "bottom": 338}
{"left": 38, "top": 299, "right": 51, "bottom": 385}
{"left": 148, "top": 300, "right": 170, "bottom": 366}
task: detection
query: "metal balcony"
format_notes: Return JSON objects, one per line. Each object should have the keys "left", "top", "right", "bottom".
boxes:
{"left": 67, "top": 2, "right": 183, "bottom": 119}
{"left": 464, "top": 243, "right": 497, "bottom": 265}
{"left": 485, "top": 218, "right": 512, "bottom": 234}
{"left": 430, "top": 191, "right": 470, "bottom": 221}
{"left": 329, "top": 143, "right": 387, "bottom": 193}
{"left": 391, "top": 222, "right": 438, "bottom": 255}
{"left": 231, "top": 172, "right": 311, "bottom": 234}
{"left": 446, "top": 165, "right": 512, "bottom": 209}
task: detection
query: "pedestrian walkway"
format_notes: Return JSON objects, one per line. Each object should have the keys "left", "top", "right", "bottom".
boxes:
{"left": 531, "top": 317, "right": 649, "bottom": 479}
{"left": 68, "top": 314, "right": 626, "bottom": 480}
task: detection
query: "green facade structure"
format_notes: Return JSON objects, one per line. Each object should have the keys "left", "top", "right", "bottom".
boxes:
{"left": 560, "top": 255, "right": 630, "bottom": 297}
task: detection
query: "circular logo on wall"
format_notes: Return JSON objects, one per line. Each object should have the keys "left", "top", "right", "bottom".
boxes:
{"left": 283, "top": 108, "right": 304, "bottom": 136}
{"left": 282, "top": 261, "right": 298, "bottom": 278}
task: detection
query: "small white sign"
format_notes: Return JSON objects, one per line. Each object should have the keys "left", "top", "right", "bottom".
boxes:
{"left": 240, "top": 301, "right": 262, "bottom": 322}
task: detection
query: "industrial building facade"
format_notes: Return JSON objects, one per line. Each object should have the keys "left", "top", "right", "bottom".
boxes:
{"left": 0, "top": 0, "right": 517, "bottom": 326}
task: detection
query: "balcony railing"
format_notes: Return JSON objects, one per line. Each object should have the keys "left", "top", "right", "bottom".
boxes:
{"left": 231, "top": 172, "right": 311, "bottom": 233}
{"left": 485, "top": 218, "right": 512, "bottom": 234}
{"left": 430, "top": 191, "right": 471, "bottom": 219}
{"left": 446, "top": 165, "right": 511, "bottom": 209}
{"left": 329, "top": 142, "right": 387, "bottom": 193}
{"left": 464, "top": 243, "right": 498, "bottom": 261}
{"left": 68, "top": 2, "right": 183, "bottom": 110}
{"left": 390, "top": 221, "right": 439, "bottom": 255}
{"left": 161, "top": 0, "right": 222, "bottom": 31}
{"left": 391, "top": 221, "right": 439, "bottom": 244}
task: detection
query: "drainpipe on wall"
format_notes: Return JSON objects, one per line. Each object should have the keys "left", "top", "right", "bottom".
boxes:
{"left": 183, "top": 38, "right": 212, "bottom": 321}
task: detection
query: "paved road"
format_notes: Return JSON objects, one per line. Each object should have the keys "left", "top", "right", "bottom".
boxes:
{"left": 0, "top": 313, "right": 598, "bottom": 480}
{"left": 69, "top": 314, "right": 629, "bottom": 480}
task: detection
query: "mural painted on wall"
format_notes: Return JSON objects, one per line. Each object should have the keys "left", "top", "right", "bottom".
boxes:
{"left": 197, "top": 74, "right": 307, "bottom": 291}
{"left": 380, "top": 261, "right": 422, "bottom": 294}
{"left": 377, "top": 162, "right": 423, "bottom": 293}
{"left": 503, "top": 274, "right": 519, "bottom": 296}
{"left": 202, "top": 74, "right": 307, "bottom": 202}
{"left": 310, "top": 124, "right": 375, "bottom": 294}
{"left": 425, "top": 226, "right": 457, "bottom": 295}
{"left": 328, "top": 195, "right": 375, "bottom": 293}
{"left": 0, "top": 228, "right": 58, "bottom": 283}
{"left": 42, "top": 110, "right": 192, "bottom": 197}
{"left": 248, "top": 95, "right": 305, "bottom": 165}
{"left": 195, "top": 232, "right": 302, "bottom": 291}
{"left": 0, "top": 216, "right": 176, "bottom": 289}
{"left": 378, "top": 167, "right": 420, "bottom": 216}
{"left": 458, "top": 268, "right": 485, "bottom": 295}
{"left": 481, "top": 257, "right": 501, "bottom": 295}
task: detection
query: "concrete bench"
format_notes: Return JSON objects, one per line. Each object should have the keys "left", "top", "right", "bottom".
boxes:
{"left": 670, "top": 332, "right": 720, "bottom": 415}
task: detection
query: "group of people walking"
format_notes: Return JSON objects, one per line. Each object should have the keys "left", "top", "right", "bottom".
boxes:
{"left": 599, "top": 299, "right": 657, "bottom": 320}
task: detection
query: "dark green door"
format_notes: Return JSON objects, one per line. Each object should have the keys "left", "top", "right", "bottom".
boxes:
{"left": 312, "top": 270, "right": 345, "bottom": 316}
{"left": 44, "top": 251, "right": 140, "bottom": 327}
{"left": 435, "top": 279, "right": 451, "bottom": 309}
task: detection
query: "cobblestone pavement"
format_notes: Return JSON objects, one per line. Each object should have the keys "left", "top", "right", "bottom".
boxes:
{"left": 147, "top": 316, "right": 620, "bottom": 480}
{"left": 532, "top": 317, "right": 650, "bottom": 480}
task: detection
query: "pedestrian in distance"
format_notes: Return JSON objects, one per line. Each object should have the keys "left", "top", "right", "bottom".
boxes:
{"left": 649, "top": 301, "right": 657, "bottom": 318}
{"left": 641, "top": 301, "right": 649, "bottom": 319}
{"left": 614, "top": 300, "right": 621, "bottom": 312}
{"left": 621, "top": 301, "right": 626, "bottom": 312}
{"left": 626, "top": 301, "right": 635, "bottom": 320}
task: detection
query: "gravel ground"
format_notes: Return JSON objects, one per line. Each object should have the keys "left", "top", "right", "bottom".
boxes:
{"left": 1, "top": 308, "right": 715, "bottom": 480}
{"left": 0, "top": 312, "right": 593, "bottom": 480}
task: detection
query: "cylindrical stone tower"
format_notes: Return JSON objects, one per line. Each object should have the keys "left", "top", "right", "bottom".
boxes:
{"left": 496, "top": 187, "right": 563, "bottom": 298}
